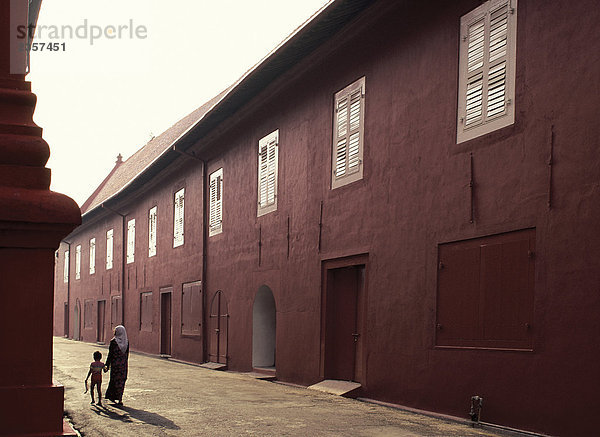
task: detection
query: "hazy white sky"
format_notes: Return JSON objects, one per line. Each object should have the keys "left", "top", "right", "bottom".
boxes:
{"left": 28, "top": 0, "right": 329, "bottom": 206}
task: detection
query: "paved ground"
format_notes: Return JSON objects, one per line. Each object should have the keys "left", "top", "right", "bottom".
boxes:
{"left": 53, "top": 337, "right": 519, "bottom": 437}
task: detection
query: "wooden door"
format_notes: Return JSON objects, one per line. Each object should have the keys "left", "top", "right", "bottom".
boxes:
{"left": 209, "top": 290, "right": 228, "bottom": 365}
{"left": 63, "top": 302, "right": 68, "bottom": 337}
{"left": 324, "top": 266, "right": 363, "bottom": 381}
{"left": 97, "top": 300, "right": 105, "bottom": 343}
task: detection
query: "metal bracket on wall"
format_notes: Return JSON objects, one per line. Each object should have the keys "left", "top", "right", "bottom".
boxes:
{"left": 469, "top": 153, "right": 475, "bottom": 224}
{"left": 318, "top": 201, "right": 323, "bottom": 253}
{"left": 258, "top": 225, "right": 262, "bottom": 267}
{"left": 287, "top": 216, "right": 290, "bottom": 259}
{"left": 547, "top": 125, "right": 555, "bottom": 210}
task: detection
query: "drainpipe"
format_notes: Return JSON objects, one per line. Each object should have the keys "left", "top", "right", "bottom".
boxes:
{"left": 101, "top": 204, "right": 127, "bottom": 328}
{"left": 172, "top": 146, "right": 208, "bottom": 362}
{"left": 64, "top": 240, "right": 71, "bottom": 338}
{"left": 201, "top": 159, "right": 208, "bottom": 362}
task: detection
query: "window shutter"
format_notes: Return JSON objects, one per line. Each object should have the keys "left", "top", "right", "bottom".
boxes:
{"left": 457, "top": 0, "right": 516, "bottom": 143}
{"left": 209, "top": 169, "right": 223, "bottom": 235}
{"left": 465, "top": 18, "right": 485, "bottom": 127}
{"left": 89, "top": 238, "right": 95, "bottom": 275}
{"left": 106, "top": 229, "right": 113, "bottom": 269}
{"left": 75, "top": 245, "right": 81, "bottom": 280}
{"left": 148, "top": 206, "right": 157, "bottom": 257}
{"left": 332, "top": 77, "right": 365, "bottom": 189}
{"left": 127, "top": 219, "right": 135, "bottom": 264}
{"left": 174, "top": 188, "right": 185, "bottom": 247}
{"left": 257, "top": 130, "right": 279, "bottom": 216}
{"left": 63, "top": 250, "right": 69, "bottom": 283}
{"left": 486, "top": 4, "right": 509, "bottom": 118}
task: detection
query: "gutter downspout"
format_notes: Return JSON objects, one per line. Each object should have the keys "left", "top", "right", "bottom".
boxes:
{"left": 201, "top": 159, "right": 208, "bottom": 362}
{"left": 101, "top": 204, "right": 127, "bottom": 328}
{"left": 64, "top": 240, "right": 71, "bottom": 338}
{"left": 172, "top": 146, "right": 208, "bottom": 362}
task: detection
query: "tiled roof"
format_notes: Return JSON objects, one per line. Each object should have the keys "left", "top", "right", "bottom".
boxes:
{"left": 79, "top": 0, "right": 375, "bottom": 217}
{"left": 80, "top": 90, "right": 228, "bottom": 215}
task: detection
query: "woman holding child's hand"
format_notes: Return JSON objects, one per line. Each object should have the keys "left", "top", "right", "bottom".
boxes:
{"left": 104, "top": 325, "right": 129, "bottom": 406}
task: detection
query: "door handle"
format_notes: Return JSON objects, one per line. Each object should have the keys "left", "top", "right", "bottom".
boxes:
{"left": 352, "top": 333, "right": 360, "bottom": 342}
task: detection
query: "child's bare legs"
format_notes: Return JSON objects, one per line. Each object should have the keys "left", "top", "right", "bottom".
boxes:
{"left": 96, "top": 383, "right": 102, "bottom": 405}
{"left": 90, "top": 381, "right": 96, "bottom": 404}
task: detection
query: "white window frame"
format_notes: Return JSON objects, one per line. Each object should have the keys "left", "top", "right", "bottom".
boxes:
{"left": 209, "top": 168, "right": 223, "bottom": 236}
{"left": 457, "top": 0, "right": 517, "bottom": 143}
{"left": 106, "top": 229, "right": 113, "bottom": 270}
{"left": 63, "top": 250, "right": 69, "bottom": 283}
{"left": 89, "top": 238, "right": 96, "bottom": 275}
{"left": 257, "top": 130, "right": 279, "bottom": 217}
{"left": 332, "top": 76, "right": 365, "bottom": 189}
{"left": 75, "top": 245, "right": 81, "bottom": 280}
{"left": 173, "top": 188, "right": 185, "bottom": 247}
{"left": 148, "top": 206, "right": 157, "bottom": 257}
{"left": 127, "top": 218, "right": 135, "bottom": 264}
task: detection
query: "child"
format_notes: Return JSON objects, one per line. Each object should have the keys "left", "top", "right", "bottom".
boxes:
{"left": 85, "top": 351, "right": 105, "bottom": 405}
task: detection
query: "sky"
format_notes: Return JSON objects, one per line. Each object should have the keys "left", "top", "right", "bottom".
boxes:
{"left": 28, "top": 0, "right": 330, "bottom": 206}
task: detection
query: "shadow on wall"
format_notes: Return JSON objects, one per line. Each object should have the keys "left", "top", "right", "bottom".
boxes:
{"left": 91, "top": 404, "right": 180, "bottom": 430}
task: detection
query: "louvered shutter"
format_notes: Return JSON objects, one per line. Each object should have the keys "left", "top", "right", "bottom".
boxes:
{"left": 332, "top": 77, "right": 365, "bottom": 189}
{"left": 127, "top": 219, "right": 135, "bottom": 264}
{"left": 75, "top": 245, "right": 81, "bottom": 279}
{"left": 457, "top": 0, "right": 516, "bottom": 143}
{"left": 63, "top": 250, "right": 69, "bottom": 283}
{"left": 209, "top": 168, "right": 223, "bottom": 235}
{"left": 257, "top": 130, "right": 279, "bottom": 216}
{"left": 148, "top": 206, "right": 157, "bottom": 257}
{"left": 173, "top": 188, "right": 185, "bottom": 247}
{"left": 89, "top": 238, "right": 95, "bottom": 275}
{"left": 106, "top": 229, "right": 113, "bottom": 269}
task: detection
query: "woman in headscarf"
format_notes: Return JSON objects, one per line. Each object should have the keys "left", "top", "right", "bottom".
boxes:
{"left": 104, "top": 325, "right": 129, "bottom": 405}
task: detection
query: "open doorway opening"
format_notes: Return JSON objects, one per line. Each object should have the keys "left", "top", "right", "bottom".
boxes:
{"left": 252, "top": 285, "right": 276, "bottom": 371}
{"left": 160, "top": 288, "right": 172, "bottom": 356}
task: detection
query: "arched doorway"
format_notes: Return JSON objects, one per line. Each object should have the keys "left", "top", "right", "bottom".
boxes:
{"left": 252, "top": 285, "right": 276, "bottom": 369}
{"left": 73, "top": 299, "right": 81, "bottom": 340}
{"left": 209, "top": 290, "right": 229, "bottom": 365}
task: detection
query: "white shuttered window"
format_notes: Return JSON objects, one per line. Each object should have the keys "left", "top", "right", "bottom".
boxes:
{"left": 332, "top": 77, "right": 365, "bottom": 189}
{"left": 257, "top": 130, "right": 279, "bottom": 217}
{"left": 457, "top": 0, "right": 517, "bottom": 143}
{"left": 148, "top": 206, "right": 157, "bottom": 257}
{"left": 89, "top": 238, "right": 96, "bottom": 275}
{"left": 127, "top": 219, "right": 135, "bottom": 264}
{"left": 173, "top": 188, "right": 185, "bottom": 247}
{"left": 63, "top": 250, "right": 69, "bottom": 283}
{"left": 75, "top": 245, "right": 81, "bottom": 280}
{"left": 106, "top": 229, "right": 113, "bottom": 270}
{"left": 209, "top": 168, "right": 223, "bottom": 236}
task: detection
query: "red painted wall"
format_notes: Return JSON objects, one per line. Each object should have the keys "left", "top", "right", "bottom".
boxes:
{"left": 55, "top": 158, "right": 206, "bottom": 364}
{"left": 55, "top": 1, "right": 600, "bottom": 435}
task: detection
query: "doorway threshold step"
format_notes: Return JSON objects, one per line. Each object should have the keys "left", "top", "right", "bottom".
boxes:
{"left": 308, "top": 380, "right": 362, "bottom": 398}
{"left": 201, "top": 362, "right": 227, "bottom": 371}
{"left": 246, "top": 368, "right": 277, "bottom": 381}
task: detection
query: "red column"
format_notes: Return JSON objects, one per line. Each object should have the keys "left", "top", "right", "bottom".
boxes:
{"left": 0, "top": 1, "right": 81, "bottom": 435}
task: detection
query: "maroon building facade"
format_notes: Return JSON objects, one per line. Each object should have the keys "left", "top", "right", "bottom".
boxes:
{"left": 54, "top": 1, "right": 600, "bottom": 436}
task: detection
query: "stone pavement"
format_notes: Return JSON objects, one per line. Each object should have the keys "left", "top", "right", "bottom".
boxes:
{"left": 53, "top": 337, "right": 519, "bottom": 437}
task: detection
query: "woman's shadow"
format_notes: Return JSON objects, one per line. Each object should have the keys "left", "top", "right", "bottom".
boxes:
{"left": 92, "top": 403, "right": 180, "bottom": 430}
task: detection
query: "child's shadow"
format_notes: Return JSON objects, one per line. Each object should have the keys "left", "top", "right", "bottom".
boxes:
{"left": 92, "top": 404, "right": 180, "bottom": 429}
